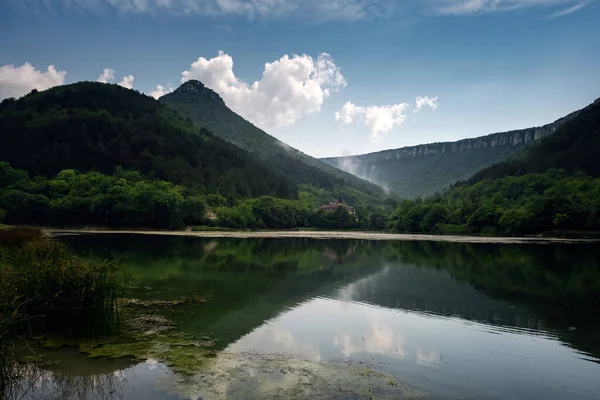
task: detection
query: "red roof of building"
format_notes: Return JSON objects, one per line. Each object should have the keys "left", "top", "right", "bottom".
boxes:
{"left": 319, "top": 202, "right": 354, "bottom": 210}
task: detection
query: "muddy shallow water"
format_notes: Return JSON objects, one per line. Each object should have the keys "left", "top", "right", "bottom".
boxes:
{"left": 14, "top": 234, "right": 600, "bottom": 399}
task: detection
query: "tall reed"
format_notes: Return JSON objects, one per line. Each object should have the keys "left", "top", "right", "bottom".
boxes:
{"left": 1, "top": 227, "right": 122, "bottom": 398}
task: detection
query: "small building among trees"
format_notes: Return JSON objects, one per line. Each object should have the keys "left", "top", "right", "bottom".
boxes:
{"left": 319, "top": 196, "right": 355, "bottom": 215}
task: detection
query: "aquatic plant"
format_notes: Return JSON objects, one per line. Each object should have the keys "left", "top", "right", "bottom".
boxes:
{"left": 0, "top": 226, "right": 122, "bottom": 398}
{"left": 0, "top": 228, "right": 121, "bottom": 338}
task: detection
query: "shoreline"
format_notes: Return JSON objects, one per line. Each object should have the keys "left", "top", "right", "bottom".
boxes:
{"left": 43, "top": 228, "right": 600, "bottom": 244}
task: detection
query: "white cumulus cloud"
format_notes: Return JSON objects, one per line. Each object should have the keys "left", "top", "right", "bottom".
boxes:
{"left": 149, "top": 84, "right": 174, "bottom": 99}
{"left": 336, "top": 95, "right": 439, "bottom": 141}
{"left": 415, "top": 96, "right": 438, "bottom": 111}
{"left": 118, "top": 74, "right": 135, "bottom": 89}
{"left": 96, "top": 68, "right": 115, "bottom": 83}
{"left": 335, "top": 101, "right": 410, "bottom": 142}
{"left": 0, "top": 63, "right": 66, "bottom": 100}
{"left": 181, "top": 51, "right": 346, "bottom": 129}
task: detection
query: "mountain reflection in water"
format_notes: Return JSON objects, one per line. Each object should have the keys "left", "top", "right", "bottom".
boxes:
{"left": 25, "top": 234, "right": 600, "bottom": 400}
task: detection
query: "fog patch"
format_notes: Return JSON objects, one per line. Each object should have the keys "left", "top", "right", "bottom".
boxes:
{"left": 335, "top": 156, "right": 390, "bottom": 194}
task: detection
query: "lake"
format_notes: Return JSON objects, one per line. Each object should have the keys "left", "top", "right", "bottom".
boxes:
{"left": 15, "top": 234, "right": 600, "bottom": 400}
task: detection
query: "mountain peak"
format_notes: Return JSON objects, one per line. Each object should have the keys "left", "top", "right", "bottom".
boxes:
{"left": 175, "top": 80, "right": 224, "bottom": 104}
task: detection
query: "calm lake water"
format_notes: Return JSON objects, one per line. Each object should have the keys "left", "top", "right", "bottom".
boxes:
{"left": 18, "top": 234, "right": 600, "bottom": 400}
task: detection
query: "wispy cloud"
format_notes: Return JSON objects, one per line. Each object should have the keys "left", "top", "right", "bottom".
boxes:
{"left": 430, "top": 0, "right": 592, "bottom": 15}
{"left": 547, "top": 0, "right": 592, "bottom": 17}
{"left": 22, "top": 0, "right": 593, "bottom": 19}
{"left": 415, "top": 96, "right": 438, "bottom": 111}
{"left": 27, "top": 0, "right": 393, "bottom": 20}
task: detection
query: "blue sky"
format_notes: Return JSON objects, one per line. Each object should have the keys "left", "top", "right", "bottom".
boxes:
{"left": 1, "top": 0, "right": 599, "bottom": 158}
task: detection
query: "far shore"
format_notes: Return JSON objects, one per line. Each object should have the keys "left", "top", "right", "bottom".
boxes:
{"left": 42, "top": 228, "right": 600, "bottom": 244}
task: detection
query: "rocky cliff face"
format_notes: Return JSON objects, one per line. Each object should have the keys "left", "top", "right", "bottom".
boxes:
{"left": 322, "top": 110, "right": 579, "bottom": 165}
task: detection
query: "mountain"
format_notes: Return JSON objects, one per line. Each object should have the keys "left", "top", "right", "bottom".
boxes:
{"left": 387, "top": 97, "right": 600, "bottom": 236}
{"left": 0, "top": 82, "right": 293, "bottom": 199}
{"left": 469, "top": 97, "right": 600, "bottom": 183}
{"left": 320, "top": 108, "right": 581, "bottom": 198}
{"left": 159, "top": 80, "right": 385, "bottom": 199}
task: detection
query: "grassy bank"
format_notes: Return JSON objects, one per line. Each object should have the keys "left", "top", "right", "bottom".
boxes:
{"left": 0, "top": 227, "right": 121, "bottom": 398}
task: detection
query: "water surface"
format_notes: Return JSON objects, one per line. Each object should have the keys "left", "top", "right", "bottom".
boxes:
{"left": 20, "top": 235, "right": 600, "bottom": 399}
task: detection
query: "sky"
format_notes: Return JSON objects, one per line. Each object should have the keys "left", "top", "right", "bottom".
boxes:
{"left": 1, "top": 0, "right": 599, "bottom": 158}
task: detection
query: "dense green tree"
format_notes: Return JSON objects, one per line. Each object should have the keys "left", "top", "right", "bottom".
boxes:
{"left": 0, "top": 82, "right": 293, "bottom": 200}
{"left": 388, "top": 170, "right": 600, "bottom": 236}
{"left": 0, "top": 162, "right": 388, "bottom": 231}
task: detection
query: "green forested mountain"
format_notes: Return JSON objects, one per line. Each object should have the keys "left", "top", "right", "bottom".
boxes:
{"left": 0, "top": 82, "right": 292, "bottom": 199}
{"left": 321, "top": 107, "right": 580, "bottom": 198}
{"left": 159, "top": 80, "right": 384, "bottom": 199}
{"left": 469, "top": 98, "right": 600, "bottom": 183}
{"left": 0, "top": 82, "right": 391, "bottom": 229}
{"left": 387, "top": 97, "right": 600, "bottom": 236}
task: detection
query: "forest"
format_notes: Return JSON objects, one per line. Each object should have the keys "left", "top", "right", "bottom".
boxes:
{"left": 0, "top": 83, "right": 293, "bottom": 200}
{"left": 388, "top": 170, "right": 600, "bottom": 236}
{"left": 0, "top": 162, "right": 389, "bottom": 230}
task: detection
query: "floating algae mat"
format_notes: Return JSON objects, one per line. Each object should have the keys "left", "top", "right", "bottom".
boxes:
{"left": 165, "top": 351, "right": 428, "bottom": 400}
{"left": 21, "top": 311, "right": 427, "bottom": 400}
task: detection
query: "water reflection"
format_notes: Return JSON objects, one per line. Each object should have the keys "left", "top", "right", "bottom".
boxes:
{"left": 12, "top": 346, "right": 179, "bottom": 400}
{"left": 47, "top": 234, "right": 600, "bottom": 400}
{"left": 226, "top": 294, "right": 599, "bottom": 399}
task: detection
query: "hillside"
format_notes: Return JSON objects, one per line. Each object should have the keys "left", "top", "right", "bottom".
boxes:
{"left": 159, "top": 80, "right": 384, "bottom": 199}
{"left": 387, "top": 97, "right": 600, "bottom": 236}
{"left": 0, "top": 82, "right": 292, "bottom": 199}
{"left": 321, "top": 108, "right": 580, "bottom": 198}
{"left": 469, "top": 97, "right": 600, "bottom": 183}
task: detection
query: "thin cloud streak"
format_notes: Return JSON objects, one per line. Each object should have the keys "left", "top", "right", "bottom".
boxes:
{"left": 23, "top": 0, "right": 393, "bottom": 20}
{"left": 546, "top": 0, "right": 591, "bottom": 18}
{"left": 431, "top": 0, "right": 592, "bottom": 15}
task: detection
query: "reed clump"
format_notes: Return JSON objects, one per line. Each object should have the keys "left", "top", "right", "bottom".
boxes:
{"left": 0, "top": 226, "right": 43, "bottom": 246}
{"left": 0, "top": 227, "right": 121, "bottom": 338}
{"left": 1, "top": 226, "right": 121, "bottom": 398}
